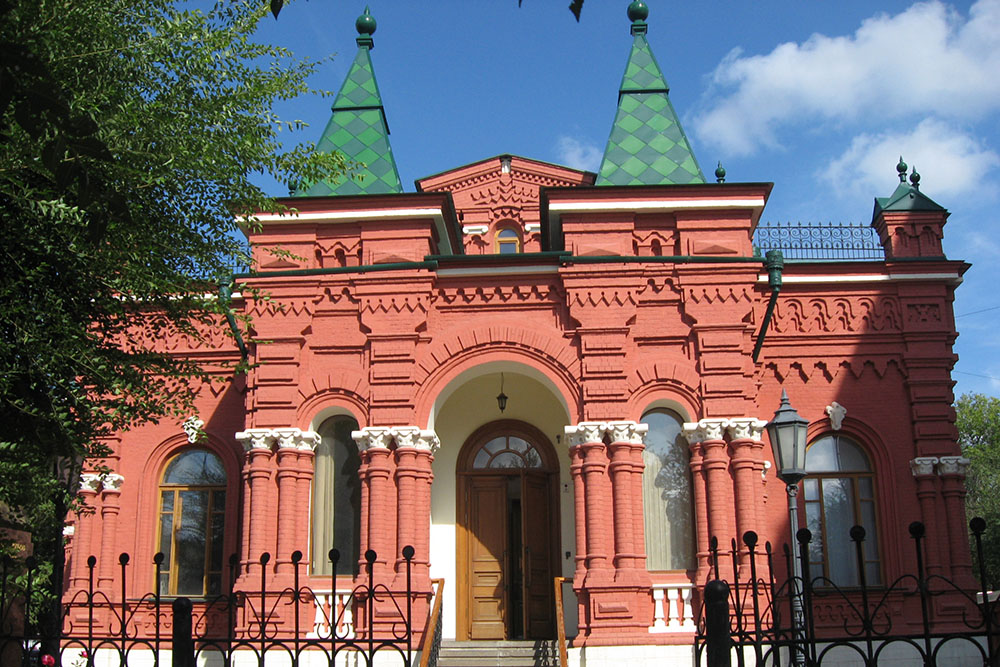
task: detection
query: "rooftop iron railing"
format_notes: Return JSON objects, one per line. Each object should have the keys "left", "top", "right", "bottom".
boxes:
{"left": 754, "top": 222, "right": 884, "bottom": 261}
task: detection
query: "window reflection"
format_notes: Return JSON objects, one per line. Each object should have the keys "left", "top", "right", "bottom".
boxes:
{"left": 804, "top": 435, "right": 880, "bottom": 586}
{"left": 641, "top": 409, "right": 695, "bottom": 571}
{"left": 158, "top": 449, "right": 226, "bottom": 596}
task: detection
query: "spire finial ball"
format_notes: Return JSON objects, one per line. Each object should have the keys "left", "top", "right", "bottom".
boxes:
{"left": 356, "top": 7, "right": 376, "bottom": 36}
{"left": 909, "top": 168, "right": 921, "bottom": 188}
{"left": 628, "top": 1, "right": 649, "bottom": 23}
{"left": 896, "top": 156, "right": 908, "bottom": 182}
{"left": 715, "top": 161, "right": 726, "bottom": 183}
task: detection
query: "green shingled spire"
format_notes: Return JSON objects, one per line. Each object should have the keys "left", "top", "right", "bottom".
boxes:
{"left": 297, "top": 8, "right": 402, "bottom": 197}
{"left": 596, "top": 2, "right": 705, "bottom": 186}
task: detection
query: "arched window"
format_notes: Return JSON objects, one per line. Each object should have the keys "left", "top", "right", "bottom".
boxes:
{"left": 804, "top": 434, "right": 880, "bottom": 586}
{"left": 496, "top": 227, "right": 520, "bottom": 254}
{"left": 312, "top": 415, "right": 361, "bottom": 575}
{"left": 157, "top": 449, "right": 227, "bottom": 596}
{"left": 641, "top": 409, "right": 695, "bottom": 571}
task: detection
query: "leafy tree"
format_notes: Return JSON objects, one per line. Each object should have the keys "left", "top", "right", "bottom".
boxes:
{"left": 0, "top": 0, "right": 346, "bottom": 626}
{"left": 955, "top": 392, "right": 1000, "bottom": 587}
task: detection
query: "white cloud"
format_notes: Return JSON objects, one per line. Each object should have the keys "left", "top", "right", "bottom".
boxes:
{"left": 695, "top": 0, "right": 1000, "bottom": 155}
{"left": 555, "top": 136, "right": 602, "bottom": 172}
{"left": 826, "top": 118, "right": 999, "bottom": 200}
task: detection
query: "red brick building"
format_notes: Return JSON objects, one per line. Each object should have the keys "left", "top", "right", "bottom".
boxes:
{"left": 66, "top": 4, "right": 972, "bottom": 664}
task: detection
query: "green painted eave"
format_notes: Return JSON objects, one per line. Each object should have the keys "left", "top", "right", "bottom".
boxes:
{"left": 596, "top": 32, "right": 705, "bottom": 186}
{"left": 873, "top": 181, "right": 946, "bottom": 216}
{"left": 297, "top": 42, "right": 402, "bottom": 197}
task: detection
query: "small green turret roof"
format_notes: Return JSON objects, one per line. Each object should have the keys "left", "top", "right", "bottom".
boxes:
{"left": 596, "top": 2, "right": 705, "bottom": 186}
{"left": 873, "top": 158, "right": 946, "bottom": 217}
{"left": 297, "top": 8, "right": 402, "bottom": 197}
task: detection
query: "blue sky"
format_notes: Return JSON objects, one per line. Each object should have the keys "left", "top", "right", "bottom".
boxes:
{"left": 254, "top": 0, "right": 999, "bottom": 399}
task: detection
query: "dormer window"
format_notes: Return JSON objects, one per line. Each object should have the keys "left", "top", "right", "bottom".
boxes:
{"left": 496, "top": 227, "right": 520, "bottom": 254}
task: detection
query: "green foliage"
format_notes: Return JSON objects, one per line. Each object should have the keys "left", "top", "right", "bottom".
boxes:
{"left": 955, "top": 392, "right": 1000, "bottom": 587}
{"left": 0, "top": 0, "right": 346, "bottom": 594}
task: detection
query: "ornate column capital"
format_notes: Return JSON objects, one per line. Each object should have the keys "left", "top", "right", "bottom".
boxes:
{"left": 607, "top": 421, "right": 648, "bottom": 445}
{"left": 683, "top": 418, "right": 729, "bottom": 443}
{"left": 270, "top": 427, "right": 320, "bottom": 451}
{"left": 352, "top": 426, "right": 393, "bottom": 451}
{"left": 936, "top": 456, "right": 971, "bottom": 477}
{"left": 726, "top": 418, "right": 768, "bottom": 441}
{"left": 80, "top": 473, "right": 102, "bottom": 493}
{"left": 391, "top": 426, "right": 423, "bottom": 449}
{"left": 236, "top": 428, "right": 275, "bottom": 451}
{"left": 101, "top": 473, "right": 124, "bottom": 491}
{"left": 909, "top": 456, "right": 940, "bottom": 477}
{"left": 565, "top": 422, "right": 606, "bottom": 447}
{"left": 416, "top": 430, "right": 440, "bottom": 453}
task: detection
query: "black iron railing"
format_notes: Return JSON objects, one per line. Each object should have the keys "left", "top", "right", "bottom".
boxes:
{"left": 0, "top": 546, "right": 418, "bottom": 667}
{"left": 697, "top": 519, "right": 999, "bottom": 666}
{"left": 754, "top": 222, "right": 884, "bottom": 261}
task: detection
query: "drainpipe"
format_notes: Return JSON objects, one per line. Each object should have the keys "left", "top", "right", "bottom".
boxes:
{"left": 218, "top": 282, "right": 249, "bottom": 361}
{"left": 752, "top": 250, "right": 784, "bottom": 363}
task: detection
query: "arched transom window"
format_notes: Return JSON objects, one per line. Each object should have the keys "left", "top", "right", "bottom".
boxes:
{"left": 157, "top": 449, "right": 227, "bottom": 596}
{"left": 472, "top": 435, "right": 543, "bottom": 469}
{"left": 804, "top": 434, "right": 880, "bottom": 586}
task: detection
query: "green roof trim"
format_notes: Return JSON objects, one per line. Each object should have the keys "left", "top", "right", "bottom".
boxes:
{"left": 297, "top": 10, "right": 402, "bottom": 197}
{"left": 874, "top": 181, "right": 946, "bottom": 215}
{"left": 596, "top": 11, "right": 705, "bottom": 186}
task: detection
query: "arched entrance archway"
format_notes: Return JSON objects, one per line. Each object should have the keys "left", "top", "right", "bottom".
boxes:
{"left": 456, "top": 420, "right": 559, "bottom": 640}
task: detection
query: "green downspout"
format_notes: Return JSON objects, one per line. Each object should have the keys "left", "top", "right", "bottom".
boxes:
{"left": 752, "top": 250, "right": 784, "bottom": 363}
{"left": 218, "top": 282, "right": 249, "bottom": 361}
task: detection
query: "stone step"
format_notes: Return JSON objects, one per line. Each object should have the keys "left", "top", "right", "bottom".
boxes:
{"left": 436, "top": 640, "right": 560, "bottom": 667}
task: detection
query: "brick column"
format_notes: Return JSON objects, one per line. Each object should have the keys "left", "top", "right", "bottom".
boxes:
{"left": 686, "top": 439, "right": 711, "bottom": 583}
{"left": 271, "top": 428, "right": 319, "bottom": 578}
{"left": 684, "top": 419, "right": 733, "bottom": 580}
{"left": 411, "top": 431, "right": 437, "bottom": 591}
{"left": 235, "top": 429, "right": 275, "bottom": 581}
{"left": 607, "top": 421, "right": 650, "bottom": 584}
{"left": 352, "top": 427, "right": 396, "bottom": 580}
{"left": 569, "top": 439, "right": 588, "bottom": 583}
{"left": 69, "top": 474, "right": 102, "bottom": 591}
{"left": 910, "top": 457, "right": 943, "bottom": 576}
{"left": 936, "top": 456, "right": 974, "bottom": 584}
{"left": 565, "top": 422, "right": 652, "bottom": 641}
{"left": 393, "top": 427, "right": 421, "bottom": 583}
{"left": 727, "top": 419, "right": 767, "bottom": 571}
{"left": 97, "top": 474, "right": 124, "bottom": 593}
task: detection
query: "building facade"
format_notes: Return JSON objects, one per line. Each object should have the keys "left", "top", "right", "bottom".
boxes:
{"left": 65, "top": 4, "right": 973, "bottom": 664}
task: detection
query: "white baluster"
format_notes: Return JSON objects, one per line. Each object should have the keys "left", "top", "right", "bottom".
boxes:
{"left": 667, "top": 587, "right": 681, "bottom": 629}
{"left": 339, "top": 592, "right": 355, "bottom": 639}
{"left": 680, "top": 586, "right": 695, "bottom": 631}
{"left": 650, "top": 587, "right": 668, "bottom": 632}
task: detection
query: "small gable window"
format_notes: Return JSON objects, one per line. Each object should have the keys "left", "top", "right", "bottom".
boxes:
{"left": 496, "top": 227, "right": 520, "bottom": 254}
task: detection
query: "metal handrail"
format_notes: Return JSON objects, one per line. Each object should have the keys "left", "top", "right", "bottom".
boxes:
{"left": 418, "top": 578, "right": 445, "bottom": 667}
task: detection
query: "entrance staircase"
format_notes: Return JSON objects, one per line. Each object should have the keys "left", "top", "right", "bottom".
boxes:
{"left": 436, "top": 640, "right": 560, "bottom": 667}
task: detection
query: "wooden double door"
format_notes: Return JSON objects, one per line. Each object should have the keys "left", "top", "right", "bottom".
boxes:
{"left": 457, "top": 422, "right": 558, "bottom": 640}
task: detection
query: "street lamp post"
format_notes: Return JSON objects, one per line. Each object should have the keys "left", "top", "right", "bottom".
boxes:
{"left": 765, "top": 390, "right": 810, "bottom": 666}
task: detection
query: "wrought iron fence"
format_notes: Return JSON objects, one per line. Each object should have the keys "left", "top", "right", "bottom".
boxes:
{"left": 754, "top": 222, "right": 883, "bottom": 261}
{"left": 0, "top": 545, "right": 419, "bottom": 667}
{"left": 696, "top": 519, "right": 999, "bottom": 666}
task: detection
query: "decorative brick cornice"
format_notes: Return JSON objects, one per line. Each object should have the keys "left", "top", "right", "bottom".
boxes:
{"left": 909, "top": 456, "right": 939, "bottom": 477}
{"left": 936, "top": 456, "right": 971, "bottom": 477}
